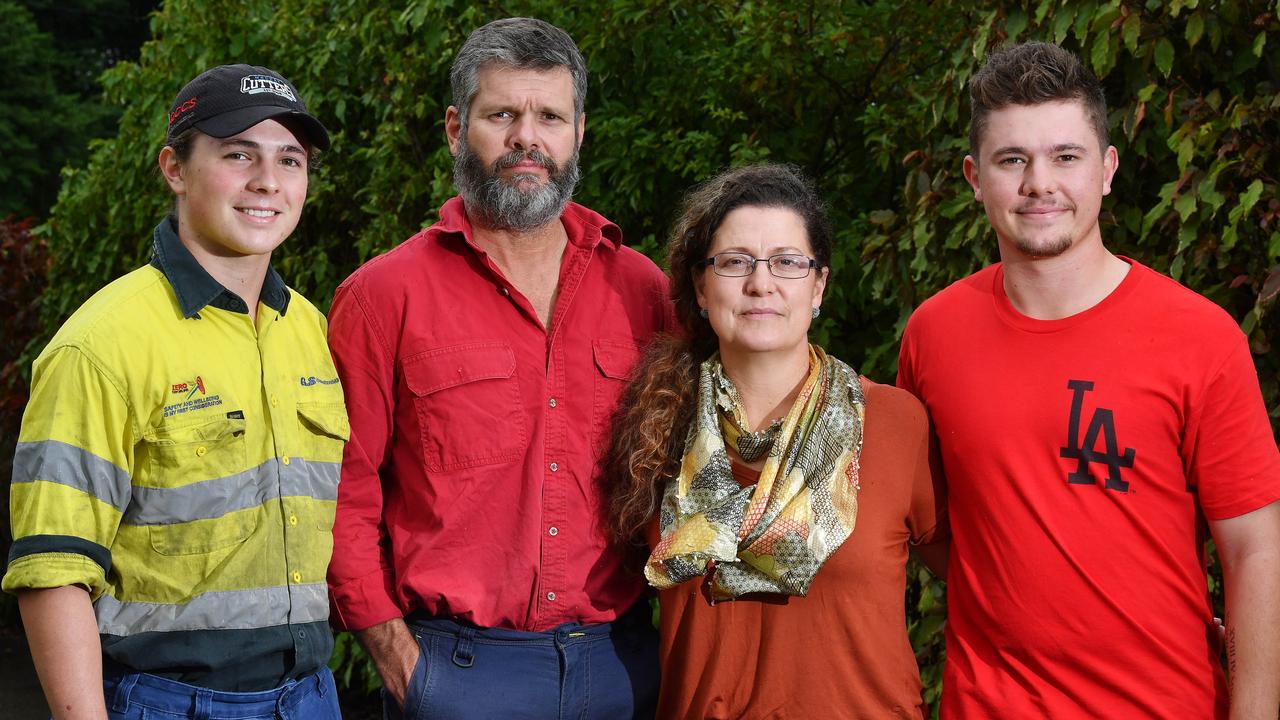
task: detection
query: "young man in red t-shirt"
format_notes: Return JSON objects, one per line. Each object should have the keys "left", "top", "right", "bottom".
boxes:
{"left": 898, "top": 41, "right": 1280, "bottom": 718}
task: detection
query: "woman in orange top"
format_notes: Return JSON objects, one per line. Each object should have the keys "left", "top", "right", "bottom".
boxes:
{"left": 605, "top": 163, "right": 946, "bottom": 719}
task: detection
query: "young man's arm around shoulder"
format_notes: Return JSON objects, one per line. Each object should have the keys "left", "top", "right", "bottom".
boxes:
{"left": 1211, "top": 499, "right": 1280, "bottom": 719}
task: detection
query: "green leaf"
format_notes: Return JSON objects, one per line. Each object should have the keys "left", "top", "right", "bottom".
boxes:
{"left": 1198, "top": 185, "right": 1226, "bottom": 216}
{"left": 1186, "top": 12, "right": 1204, "bottom": 49}
{"left": 973, "top": 9, "right": 998, "bottom": 59}
{"left": 1236, "top": 179, "right": 1265, "bottom": 220}
{"left": 1174, "top": 192, "right": 1197, "bottom": 222}
{"left": 1176, "top": 134, "right": 1195, "bottom": 171}
{"left": 1176, "top": 222, "right": 1198, "bottom": 254}
{"left": 1005, "top": 9, "right": 1028, "bottom": 40}
{"left": 1222, "top": 224, "right": 1239, "bottom": 250}
{"left": 1140, "top": 203, "right": 1168, "bottom": 240}
{"left": 938, "top": 194, "right": 971, "bottom": 219}
{"left": 1253, "top": 31, "right": 1267, "bottom": 58}
{"left": 1034, "top": 0, "right": 1055, "bottom": 23}
{"left": 1157, "top": 37, "right": 1172, "bottom": 77}
{"left": 1091, "top": 33, "right": 1119, "bottom": 75}
{"left": 1051, "top": 6, "right": 1076, "bottom": 44}
{"left": 1155, "top": 37, "right": 1175, "bottom": 77}
{"left": 1122, "top": 14, "right": 1141, "bottom": 55}
{"left": 1073, "top": 1, "right": 1097, "bottom": 44}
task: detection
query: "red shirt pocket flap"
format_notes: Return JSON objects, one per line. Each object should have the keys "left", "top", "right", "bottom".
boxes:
{"left": 403, "top": 342, "right": 517, "bottom": 396}
{"left": 592, "top": 339, "right": 641, "bottom": 380}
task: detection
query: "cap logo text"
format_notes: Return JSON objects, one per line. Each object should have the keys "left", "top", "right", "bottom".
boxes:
{"left": 169, "top": 98, "right": 197, "bottom": 127}
{"left": 239, "top": 75, "right": 296, "bottom": 101}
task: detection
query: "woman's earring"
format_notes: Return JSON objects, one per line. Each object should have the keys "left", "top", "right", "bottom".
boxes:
{"left": 700, "top": 307, "right": 709, "bottom": 319}
{"left": 811, "top": 307, "right": 821, "bottom": 319}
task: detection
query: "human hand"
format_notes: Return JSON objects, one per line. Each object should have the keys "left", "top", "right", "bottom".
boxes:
{"left": 356, "top": 619, "right": 421, "bottom": 708}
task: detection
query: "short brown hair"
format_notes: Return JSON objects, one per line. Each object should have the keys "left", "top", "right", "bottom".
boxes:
{"left": 968, "top": 42, "right": 1109, "bottom": 157}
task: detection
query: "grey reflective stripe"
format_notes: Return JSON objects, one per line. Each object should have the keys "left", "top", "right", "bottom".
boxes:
{"left": 293, "top": 459, "right": 339, "bottom": 502}
{"left": 95, "top": 582, "right": 329, "bottom": 636}
{"left": 12, "top": 440, "right": 131, "bottom": 511}
{"left": 123, "top": 458, "right": 340, "bottom": 525}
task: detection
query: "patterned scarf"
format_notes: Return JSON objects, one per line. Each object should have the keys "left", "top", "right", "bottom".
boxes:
{"left": 645, "top": 345, "right": 865, "bottom": 600}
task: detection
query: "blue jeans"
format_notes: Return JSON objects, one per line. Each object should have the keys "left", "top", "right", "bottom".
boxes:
{"left": 385, "top": 603, "right": 659, "bottom": 720}
{"left": 103, "top": 667, "right": 341, "bottom": 719}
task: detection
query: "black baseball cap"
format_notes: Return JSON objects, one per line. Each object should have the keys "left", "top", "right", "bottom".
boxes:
{"left": 166, "top": 64, "right": 331, "bottom": 151}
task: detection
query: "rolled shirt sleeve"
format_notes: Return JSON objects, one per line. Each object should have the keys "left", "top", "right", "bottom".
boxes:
{"left": 5, "top": 345, "right": 137, "bottom": 598}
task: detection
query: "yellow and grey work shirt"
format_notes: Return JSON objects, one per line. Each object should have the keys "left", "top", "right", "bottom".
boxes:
{"left": 3, "top": 219, "right": 349, "bottom": 692}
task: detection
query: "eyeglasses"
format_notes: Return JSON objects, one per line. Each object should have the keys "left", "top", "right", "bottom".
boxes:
{"left": 701, "top": 252, "right": 818, "bottom": 279}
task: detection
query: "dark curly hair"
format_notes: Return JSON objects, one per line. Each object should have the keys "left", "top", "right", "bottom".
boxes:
{"left": 603, "top": 163, "right": 832, "bottom": 550}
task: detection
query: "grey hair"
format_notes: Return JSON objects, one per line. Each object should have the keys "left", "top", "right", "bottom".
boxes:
{"left": 449, "top": 17, "right": 588, "bottom": 129}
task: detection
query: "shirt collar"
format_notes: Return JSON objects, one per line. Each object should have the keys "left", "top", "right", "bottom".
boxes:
{"left": 436, "top": 196, "right": 623, "bottom": 252}
{"left": 149, "top": 217, "right": 291, "bottom": 319}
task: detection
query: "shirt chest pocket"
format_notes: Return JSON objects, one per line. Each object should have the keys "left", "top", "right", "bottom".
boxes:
{"left": 296, "top": 401, "right": 349, "bottom": 530}
{"left": 139, "top": 415, "right": 257, "bottom": 556}
{"left": 296, "top": 401, "right": 350, "bottom": 464}
{"left": 402, "top": 342, "right": 528, "bottom": 473}
{"left": 591, "top": 339, "right": 642, "bottom": 458}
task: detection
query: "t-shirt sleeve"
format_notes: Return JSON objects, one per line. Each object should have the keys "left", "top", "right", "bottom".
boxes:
{"left": 1187, "top": 334, "right": 1280, "bottom": 520}
{"left": 2, "top": 345, "right": 136, "bottom": 598}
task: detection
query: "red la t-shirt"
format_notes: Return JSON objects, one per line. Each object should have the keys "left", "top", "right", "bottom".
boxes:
{"left": 898, "top": 259, "right": 1280, "bottom": 718}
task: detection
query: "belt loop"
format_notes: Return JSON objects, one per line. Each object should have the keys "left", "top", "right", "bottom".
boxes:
{"left": 108, "top": 674, "right": 140, "bottom": 713}
{"left": 276, "top": 679, "right": 295, "bottom": 717}
{"left": 193, "top": 687, "right": 214, "bottom": 720}
{"left": 452, "top": 626, "right": 476, "bottom": 668}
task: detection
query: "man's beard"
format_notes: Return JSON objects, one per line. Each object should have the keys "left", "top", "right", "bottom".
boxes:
{"left": 453, "top": 134, "right": 580, "bottom": 232}
{"left": 1012, "top": 233, "right": 1073, "bottom": 258}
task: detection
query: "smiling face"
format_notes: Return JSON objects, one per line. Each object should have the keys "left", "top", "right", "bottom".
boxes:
{"left": 446, "top": 65, "right": 584, "bottom": 230}
{"left": 963, "top": 99, "right": 1118, "bottom": 261}
{"left": 159, "top": 119, "right": 309, "bottom": 259}
{"left": 694, "top": 206, "right": 827, "bottom": 362}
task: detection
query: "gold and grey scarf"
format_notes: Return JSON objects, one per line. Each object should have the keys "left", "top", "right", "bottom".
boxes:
{"left": 645, "top": 345, "right": 864, "bottom": 600}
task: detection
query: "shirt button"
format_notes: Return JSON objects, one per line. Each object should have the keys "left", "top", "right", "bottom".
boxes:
{"left": 195, "top": 446, "right": 208, "bottom": 457}
{"left": 292, "top": 571, "right": 302, "bottom": 583}
{"left": 546, "top": 591, "right": 556, "bottom": 601}
{"left": 289, "top": 515, "right": 298, "bottom": 527}
{"left": 548, "top": 397, "right": 557, "bottom": 408}
{"left": 282, "top": 455, "right": 291, "bottom": 466}
{"left": 549, "top": 462, "right": 558, "bottom": 472}
{"left": 548, "top": 526, "right": 558, "bottom": 536}
{"left": 271, "top": 395, "right": 279, "bottom": 407}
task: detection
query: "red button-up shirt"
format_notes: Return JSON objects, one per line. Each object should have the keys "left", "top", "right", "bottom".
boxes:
{"left": 326, "top": 197, "right": 671, "bottom": 632}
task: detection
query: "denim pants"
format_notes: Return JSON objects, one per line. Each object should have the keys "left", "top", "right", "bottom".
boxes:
{"left": 103, "top": 667, "right": 341, "bottom": 719}
{"left": 385, "top": 602, "right": 659, "bottom": 720}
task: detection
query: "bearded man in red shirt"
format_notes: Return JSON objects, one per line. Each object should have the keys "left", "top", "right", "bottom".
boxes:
{"left": 325, "top": 17, "right": 669, "bottom": 720}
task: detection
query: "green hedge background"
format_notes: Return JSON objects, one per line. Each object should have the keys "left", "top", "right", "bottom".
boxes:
{"left": 4, "top": 0, "right": 1279, "bottom": 712}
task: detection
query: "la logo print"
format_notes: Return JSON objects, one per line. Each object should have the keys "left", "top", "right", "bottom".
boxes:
{"left": 1059, "top": 380, "right": 1137, "bottom": 492}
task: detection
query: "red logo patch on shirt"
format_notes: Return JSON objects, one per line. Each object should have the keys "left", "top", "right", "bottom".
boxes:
{"left": 171, "top": 376, "right": 207, "bottom": 399}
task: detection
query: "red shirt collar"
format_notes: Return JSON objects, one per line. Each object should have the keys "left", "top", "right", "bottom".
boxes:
{"left": 436, "top": 196, "right": 623, "bottom": 252}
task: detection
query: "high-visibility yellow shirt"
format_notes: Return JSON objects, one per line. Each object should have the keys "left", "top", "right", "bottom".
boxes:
{"left": 3, "top": 219, "right": 348, "bottom": 692}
